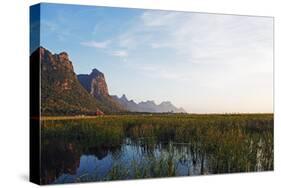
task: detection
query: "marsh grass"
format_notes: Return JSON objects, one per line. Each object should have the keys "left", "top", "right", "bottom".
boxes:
{"left": 41, "top": 114, "right": 273, "bottom": 183}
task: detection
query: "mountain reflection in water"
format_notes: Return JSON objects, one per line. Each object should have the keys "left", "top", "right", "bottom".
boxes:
{"left": 41, "top": 138, "right": 204, "bottom": 184}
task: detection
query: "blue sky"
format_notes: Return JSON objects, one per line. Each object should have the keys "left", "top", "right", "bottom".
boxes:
{"left": 35, "top": 3, "right": 273, "bottom": 113}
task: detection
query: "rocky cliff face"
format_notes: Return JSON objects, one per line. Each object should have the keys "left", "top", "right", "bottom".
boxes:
{"left": 38, "top": 47, "right": 100, "bottom": 115}
{"left": 112, "top": 94, "right": 186, "bottom": 113}
{"left": 36, "top": 47, "right": 123, "bottom": 115}
{"left": 40, "top": 48, "right": 74, "bottom": 90}
{"left": 77, "top": 69, "right": 124, "bottom": 112}
{"left": 40, "top": 48, "right": 74, "bottom": 72}
{"left": 77, "top": 69, "right": 109, "bottom": 98}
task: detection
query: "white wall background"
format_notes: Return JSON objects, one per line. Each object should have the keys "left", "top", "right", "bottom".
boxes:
{"left": 0, "top": 0, "right": 280, "bottom": 187}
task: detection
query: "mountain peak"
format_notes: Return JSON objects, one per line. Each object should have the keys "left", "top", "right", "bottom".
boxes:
{"left": 37, "top": 46, "right": 51, "bottom": 58}
{"left": 78, "top": 68, "right": 109, "bottom": 98}
{"left": 90, "top": 68, "right": 103, "bottom": 77}
{"left": 38, "top": 46, "right": 73, "bottom": 71}
{"left": 58, "top": 52, "right": 69, "bottom": 61}
{"left": 160, "top": 101, "right": 172, "bottom": 105}
{"left": 120, "top": 94, "right": 128, "bottom": 101}
{"left": 139, "top": 100, "right": 156, "bottom": 106}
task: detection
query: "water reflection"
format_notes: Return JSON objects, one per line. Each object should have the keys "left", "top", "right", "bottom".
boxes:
{"left": 41, "top": 140, "right": 81, "bottom": 184}
{"left": 41, "top": 137, "right": 207, "bottom": 184}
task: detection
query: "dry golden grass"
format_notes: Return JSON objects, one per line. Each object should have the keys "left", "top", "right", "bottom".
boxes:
{"left": 40, "top": 115, "right": 99, "bottom": 121}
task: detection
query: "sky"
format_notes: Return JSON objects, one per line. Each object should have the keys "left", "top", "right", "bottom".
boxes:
{"left": 33, "top": 3, "right": 274, "bottom": 113}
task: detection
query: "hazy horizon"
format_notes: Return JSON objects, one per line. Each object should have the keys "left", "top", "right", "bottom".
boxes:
{"left": 33, "top": 3, "right": 274, "bottom": 113}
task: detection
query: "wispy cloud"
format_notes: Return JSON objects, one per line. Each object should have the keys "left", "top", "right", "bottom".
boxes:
{"left": 114, "top": 11, "right": 273, "bottom": 73}
{"left": 111, "top": 50, "right": 128, "bottom": 57}
{"left": 40, "top": 5, "right": 273, "bottom": 113}
{"left": 41, "top": 20, "right": 68, "bottom": 41}
{"left": 80, "top": 40, "right": 111, "bottom": 48}
{"left": 83, "top": 10, "right": 272, "bottom": 86}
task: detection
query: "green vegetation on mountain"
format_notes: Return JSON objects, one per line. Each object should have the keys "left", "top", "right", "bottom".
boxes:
{"left": 31, "top": 47, "right": 123, "bottom": 115}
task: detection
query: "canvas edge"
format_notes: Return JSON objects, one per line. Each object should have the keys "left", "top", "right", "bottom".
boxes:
{"left": 29, "top": 3, "right": 41, "bottom": 185}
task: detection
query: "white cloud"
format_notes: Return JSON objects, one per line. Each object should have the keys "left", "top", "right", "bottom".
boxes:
{"left": 80, "top": 40, "right": 111, "bottom": 48}
{"left": 111, "top": 50, "right": 128, "bottom": 57}
{"left": 117, "top": 13, "right": 271, "bottom": 88}
{"left": 80, "top": 10, "right": 272, "bottom": 112}
{"left": 115, "top": 11, "right": 273, "bottom": 76}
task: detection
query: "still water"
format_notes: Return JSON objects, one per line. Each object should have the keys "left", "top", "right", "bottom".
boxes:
{"left": 41, "top": 138, "right": 206, "bottom": 184}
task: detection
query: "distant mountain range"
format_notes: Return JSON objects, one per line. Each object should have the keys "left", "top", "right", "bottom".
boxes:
{"left": 112, "top": 94, "right": 185, "bottom": 113}
{"left": 32, "top": 47, "right": 186, "bottom": 115}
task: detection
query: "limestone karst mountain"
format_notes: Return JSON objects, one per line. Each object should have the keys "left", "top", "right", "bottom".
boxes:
{"left": 77, "top": 69, "right": 124, "bottom": 113}
{"left": 32, "top": 46, "right": 185, "bottom": 115}
{"left": 33, "top": 47, "right": 123, "bottom": 115}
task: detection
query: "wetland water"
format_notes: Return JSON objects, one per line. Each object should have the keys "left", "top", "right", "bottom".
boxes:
{"left": 41, "top": 114, "right": 273, "bottom": 184}
{"left": 42, "top": 138, "right": 206, "bottom": 184}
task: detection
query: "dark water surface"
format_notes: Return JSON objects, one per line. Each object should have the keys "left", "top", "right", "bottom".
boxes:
{"left": 42, "top": 138, "right": 207, "bottom": 184}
